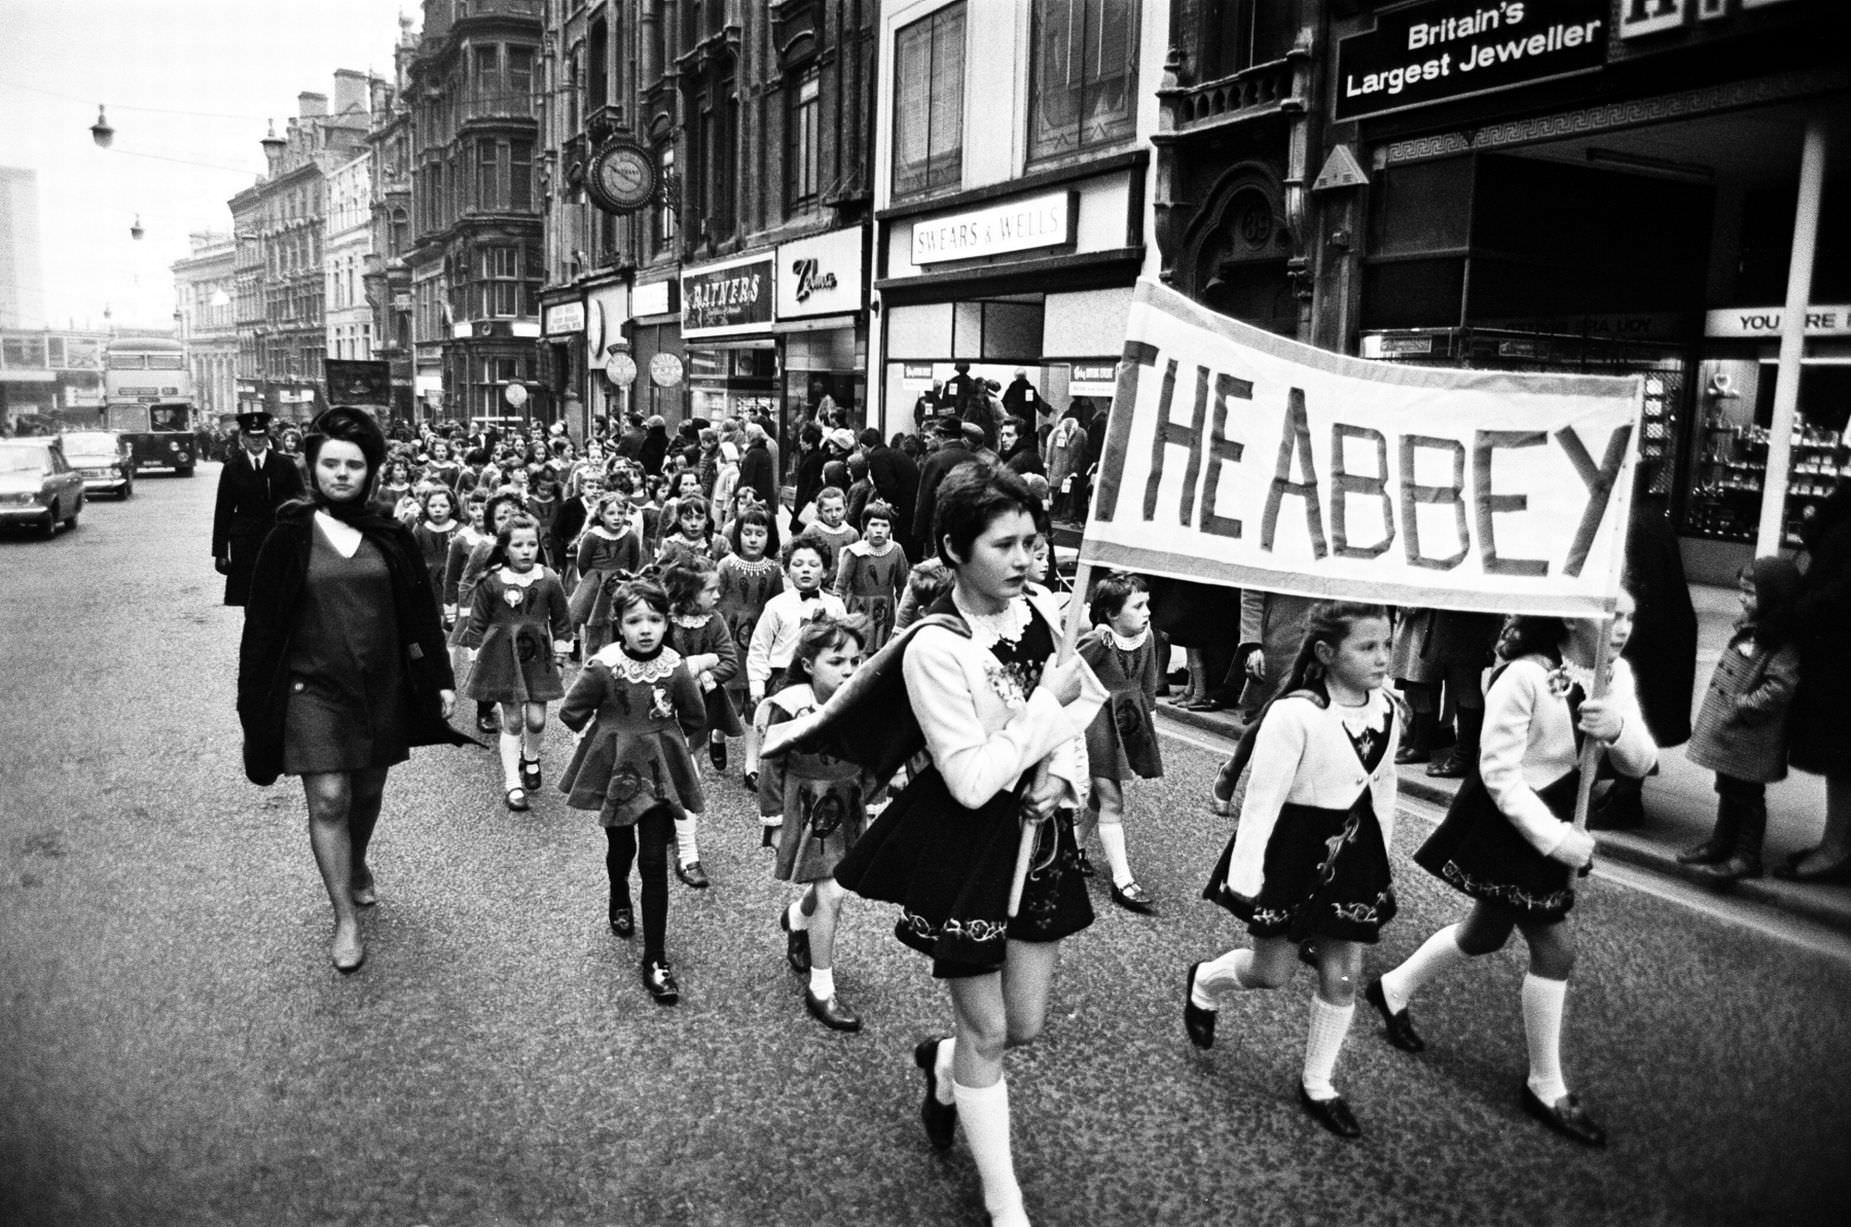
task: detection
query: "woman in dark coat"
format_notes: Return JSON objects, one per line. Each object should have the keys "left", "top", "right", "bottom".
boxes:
{"left": 638, "top": 416, "right": 670, "bottom": 478}
{"left": 1780, "top": 483, "right": 1851, "bottom": 882}
{"left": 238, "top": 407, "right": 470, "bottom": 973}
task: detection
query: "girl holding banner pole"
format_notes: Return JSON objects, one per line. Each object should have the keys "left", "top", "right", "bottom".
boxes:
{"left": 1186, "top": 602, "right": 1401, "bottom": 1139}
{"left": 1366, "top": 592, "right": 1654, "bottom": 1148}
{"left": 772, "top": 464, "right": 1105, "bottom": 1227}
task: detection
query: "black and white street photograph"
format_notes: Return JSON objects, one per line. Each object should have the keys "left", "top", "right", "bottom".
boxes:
{"left": 2, "top": 3, "right": 1849, "bottom": 1225}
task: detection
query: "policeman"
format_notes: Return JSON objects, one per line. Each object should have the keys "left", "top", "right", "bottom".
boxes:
{"left": 212, "top": 411, "right": 305, "bottom": 607}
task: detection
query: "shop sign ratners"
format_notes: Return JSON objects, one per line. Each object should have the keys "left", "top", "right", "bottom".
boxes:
{"left": 1332, "top": 0, "right": 1608, "bottom": 122}
{"left": 681, "top": 254, "right": 776, "bottom": 337}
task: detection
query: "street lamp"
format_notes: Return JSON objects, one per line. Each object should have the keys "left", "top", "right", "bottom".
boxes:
{"left": 129, "top": 214, "right": 144, "bottom": 241}
{"left": 90, "top": 105, "right": 114, "bottom": 148}
{"left": 260, "top": 120, "right": 287, "bottom": 169}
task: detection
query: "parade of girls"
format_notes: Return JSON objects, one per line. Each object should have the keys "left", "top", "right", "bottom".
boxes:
{"left": 235, "top": 403, "right": 1842, "bottom": 1227}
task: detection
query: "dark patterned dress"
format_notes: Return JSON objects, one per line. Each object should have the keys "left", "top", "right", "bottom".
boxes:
{"left": 834, "top": 596, "right": 1094, "bottom": 978}
{"left": 835, "top": 540, "right": 911, "bottom": 651}
{"left": 717, "top": 553, "right": 784, "bottom": 708}
{"left": 557, "top": 646, "right": 707, "bottom": 826}
{"left": 462, "top": 569, "right": 573, "bottom": 703}
{"left": 760, "top": 685, "right": 874, "bottom": 882}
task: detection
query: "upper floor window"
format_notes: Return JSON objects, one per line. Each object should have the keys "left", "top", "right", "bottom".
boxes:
{"left": 508, "top": 47, "right": 533, "bottom": 111}
{"left": 588, "top": 21, "right": 608, "bottom": 113}
{"left": 892, "top": 4, "right": 964, "bottom": 199}
{"left": 787, "top": 70, "right": 821, "bottom": 214}
{"left": 656, "top": 143, "right": 677, "bottom": 254}
{"left": 1029, "top": 0, "right": 1138, "bottom": 164}
{"left": 1198, "top": 0, "right": 1296, "bottom": 80}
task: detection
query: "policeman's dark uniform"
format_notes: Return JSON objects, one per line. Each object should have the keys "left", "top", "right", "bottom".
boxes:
{"left": 212, "top": 412, "right": 304, "bottom": 607}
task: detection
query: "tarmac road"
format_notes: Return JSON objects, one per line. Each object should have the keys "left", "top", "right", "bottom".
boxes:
{"left": 2, "top": 466, "right": 1848, "bottom": 1227}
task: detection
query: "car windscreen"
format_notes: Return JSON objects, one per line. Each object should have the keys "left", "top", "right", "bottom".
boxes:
{"left": 0, "top": 447, "right": 50, "bottom": 473}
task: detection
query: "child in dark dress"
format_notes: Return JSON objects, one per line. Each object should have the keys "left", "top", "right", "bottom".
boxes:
{"left": 1076, "top": 571, "right": 1163, "bottom": 913}
{"left": 462, "top": 514, "right": 573, "bottom": 812}
{"left": 760, "top": 615, "right": 879, "bottom": 1032}
{"left": 557, "top": 578, "right": 707, "bottom": 1005}
{"left": 1187, "top": 602, "right": 1400, "bottom": 1140}
{"left": 661, "top": 555, "right": 742, "bottom": 889}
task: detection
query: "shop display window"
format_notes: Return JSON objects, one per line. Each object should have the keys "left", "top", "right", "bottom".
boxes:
{"left": 1686, "top": 361, "right": 1851, "bottom": 544}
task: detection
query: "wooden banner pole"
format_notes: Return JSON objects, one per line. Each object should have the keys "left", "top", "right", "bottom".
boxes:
{"left": 1570, "top": 619, "right": 1615, "bottom": 834}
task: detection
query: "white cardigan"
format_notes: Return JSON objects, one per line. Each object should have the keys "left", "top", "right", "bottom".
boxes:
{"left": 901, "top": 593, "right": 1107, "bottom": 811}
{"left": 1481, "top": 656, "right": 1657, "bottom": 859}
{"left": 1226, "top": 689, "right": 1400, "bottom": 899}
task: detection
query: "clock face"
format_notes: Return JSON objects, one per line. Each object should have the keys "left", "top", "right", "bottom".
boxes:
{"left": 649, "top": 352, "right": 684, "bottom": 388}
{"left": 590, "top": 143, "right": 656, "bottom": 213}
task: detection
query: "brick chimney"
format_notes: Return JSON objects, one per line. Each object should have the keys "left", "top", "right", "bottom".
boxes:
{"left": 298, "top": 91, "right": 328, "bottom": 119}
{"left": 333, "top": 69, "right": 369, "bottom": 117}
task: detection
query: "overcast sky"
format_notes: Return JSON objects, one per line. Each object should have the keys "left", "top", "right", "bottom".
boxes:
{"left": 0, "top": 0, "right": 413, "bottom": 331}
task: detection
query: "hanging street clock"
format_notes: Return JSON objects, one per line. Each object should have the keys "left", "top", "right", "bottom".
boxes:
{"left": 586, "top": 140, "right": 657, "bottom": 214}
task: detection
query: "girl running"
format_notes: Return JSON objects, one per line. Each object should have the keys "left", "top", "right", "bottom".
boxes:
{"left": 1187, "top": 602, "right": 1400, "bottom": 1140}
{"left": 1368, "top": 592, "right": 1653, "bottom": 1148}
{"left": 462, "top": 513, "right": 573, "bottom": 812}
{"left": 447, "top": 492, "right": 519, "bottom": 734}
{"left": 569, "top": 493, "right": 644, "bottom": 656}
{"left": 833, "top": 499, "right": 910, "bottom": 651}
{"left": 558, "top": 577, "right": 707, "bottom": 1005}
{"left": 1075, "top": 571, "right": 1163, "bottom": 913}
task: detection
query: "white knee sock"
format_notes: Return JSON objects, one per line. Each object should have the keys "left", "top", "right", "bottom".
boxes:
{"left": 933, "top": 1037, "right": 956, "bottom": 1105}
{"left": 1522, "top": 973, "right": 1570, "bottom": 1105}
{"left": 673, "top": 814, "right": 700, "bottom": 867}
{"left": 498, "top": 731, "right": 522, "bottom": 788}
{"left": 953, "top": 1078, "right": 1026, "bottom": 1226}
{"left": 1301, "top": 996, "right": 1355, "bottom": 1101}
{"left": 1192, "top": 948, "right": 1256, "bottom": 1008}
{"left": 785, "top": 898, "right": 810, "bottom": 931}
{"left": 1097, "top": 823, "right": 1134, "bottom": 889}
{"left": 1379, "top": 923, "right": 1469, "bottom": 1012}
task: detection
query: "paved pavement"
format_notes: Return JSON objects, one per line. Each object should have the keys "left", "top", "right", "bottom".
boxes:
{"left": 2, "top": 469, "right": 1848, "bottom": 1226}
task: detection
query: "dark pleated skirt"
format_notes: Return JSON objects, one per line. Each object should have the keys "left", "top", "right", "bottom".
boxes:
{"left": 1413, "top": 771, "right": 1580, "bottom": 922}
{"left": 1203, "top": 798, "right": 1396, "bottom": 943}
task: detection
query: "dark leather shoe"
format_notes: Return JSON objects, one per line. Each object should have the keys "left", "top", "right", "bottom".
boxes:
{"left": 676, "top": 861, "right": 711, "bottom": 889}
{"left": 1676, "top": 837, "right": 1731, "bottom": 866}
{"left": 1694, "top": 854, "right": 1762, "bottom": 886}
{"left": 806, "top": 990, "right": 863, "bottom": 1032}
{"left": 1365, "top": 978, "right": 1426, "bottom": 1053}
{"left": 1394, "top": 743, "right": 1432, "bottom": 765}
{"left": 761, "top": 823, "right": 780, "bottom": 849}
{"left": 519, "top": 757, "right": 542, "bottom": 791}
{"left": 1110, "top": 881, "right": 1156, "bottom": 914}
{"left": 1298, "top": 1085, "right": 1362, "bottom": 1138}
{"left": 641, "top": 957, "right": 680, "bottom": 1005}
{"left": 1297, "top": 941, "right": 1320, "bottom": 969}
{"left": 476, "top": 713, "right": 500, "bottom": 734}
{"left": 743, "top": 770, "right": 759, "bottom": 792}
{"left": 709, "top": 739, "right": 728, "bottom": 770}
{"left": 913, "top": 1038, "right": 957, "bottom": 1149}
{"left": 780, "top": 907, "right": 812, "bottom": 974}
{"left": 1183, "top": 962, "right": 1216, "bottom": 1050}
{"left": 1073, "top": 848, "right": 1097, "bottom": 878}
{"left": 1426, "top": 749, "right": 1471, "bottom": 778}
{"left": 609, "top": 907, "right": 634, "bottom": 938}
{"left": 1521, "top": 1084, "right": 1606, "bottom": 1147}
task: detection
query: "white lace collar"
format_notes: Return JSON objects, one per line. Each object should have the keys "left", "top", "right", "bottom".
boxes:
{"left": 590, "top": 644, "right": 683, "bottom": 683}
{"left": 498, "top": 565, "right": 542, "bottom": 587}
{"left": 1104, "top": 626, "right": 1149, "bottom": 651}
{"left": 729, "top": 554, "right": 779, "bottom": 573}
{"left": 953, "top": 592, "right": 1031, "bottom": 651}
{"left": 671, "top": 611, "right": 709, "bottom": 629}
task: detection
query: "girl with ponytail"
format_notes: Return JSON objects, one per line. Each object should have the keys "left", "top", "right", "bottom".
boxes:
{"left": 1186, "top": 601, "right": 1400, "bottom": 1139}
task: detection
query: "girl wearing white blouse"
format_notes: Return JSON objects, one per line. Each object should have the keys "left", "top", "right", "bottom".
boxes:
{"left": 828, "top": 464, "right": 1106, "bottom": 1227}
{"left": 1369, "top": 593, "right": 1655, "bottom": 1148}
{"left": 1187, "top": 602, "right": 1400, "bottom": 1139}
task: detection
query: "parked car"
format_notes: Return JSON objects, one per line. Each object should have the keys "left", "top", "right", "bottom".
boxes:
{"left": 60, "top": 430, "right": 135, "bottom": 498}
{"left": 0, "top": 437, "right": 85, "bottom": 536}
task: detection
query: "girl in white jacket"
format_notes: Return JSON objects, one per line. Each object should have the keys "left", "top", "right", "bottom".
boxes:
{"left": 1369, "top": 592, "right": 1655, "bottom": 1149}
{"left": 1187, "top": 601, "right": 1400, "bottom": 1140}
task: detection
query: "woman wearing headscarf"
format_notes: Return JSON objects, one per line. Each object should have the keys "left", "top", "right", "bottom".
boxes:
{"left": 238, "top": 407, "right": 472, "bottom": 973}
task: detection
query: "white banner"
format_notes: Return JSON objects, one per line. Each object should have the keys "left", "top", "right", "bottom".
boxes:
{"left": 1079, "top": 281, "right": 1643, "bottom": 616}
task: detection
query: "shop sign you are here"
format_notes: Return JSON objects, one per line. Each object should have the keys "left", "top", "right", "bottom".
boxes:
{"left": 1079, "top": 281, "right": 1643, "bottom": 617}
{"left": 1333, "top": 0, "right": 1610, "bottom": 122}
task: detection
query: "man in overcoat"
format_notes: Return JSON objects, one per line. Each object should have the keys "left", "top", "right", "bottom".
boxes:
{"left": 212, "top": 411, "right": 304, "bottom": 606}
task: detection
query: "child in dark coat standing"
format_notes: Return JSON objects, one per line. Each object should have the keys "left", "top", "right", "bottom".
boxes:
{"left": 1678, "top": 556, "right": 1802, "bottom": 884}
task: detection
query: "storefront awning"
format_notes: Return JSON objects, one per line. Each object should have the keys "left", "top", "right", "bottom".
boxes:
{"left": 772, "top": 314, "right": 858, "bottom": 335}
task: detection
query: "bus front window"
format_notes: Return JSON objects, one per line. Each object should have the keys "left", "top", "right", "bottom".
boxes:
{"left": 106, "top": 404, "right": 150, "bottom": 432}
{"left": 150, "top": 405, "right": 189, "bottom": 431}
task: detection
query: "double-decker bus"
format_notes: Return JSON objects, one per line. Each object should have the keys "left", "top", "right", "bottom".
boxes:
{"left": 103, "top": 336, "right": 198, "bottom": 476}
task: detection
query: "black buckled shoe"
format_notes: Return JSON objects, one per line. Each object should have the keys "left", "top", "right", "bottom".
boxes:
{"left": 641, "top": 957, "right": 680, "bottom": 1006}
{"left": 1365, "top": 978, "right": 1426, "bottom": 1053}
{"left": 806, "top": 989, "right": 863, "bottom": 1032}
{"left": 1298, "top": 1085, "right": 1362, "bottom": 1139}
{"left": 1183, "top": 962, "right": 1217, "bottom": 1050}
{"left": 1073, "top": 848, "right": 1097, "bottom": 878}
{"left": 519, "top": 756, "right": 542, "bottom": 791}
{"left": 676, "top": 860, "right": 711, "bottom": 889}
{"left": 609, "top": 906, "right": 634, "bottom": 938}
{"left": 709, "top": 738, "right": 728, "bottom": 771}
{"left": 1521, "top": 1084, "right": 1607, "bottom": 1148}
{"left": 913, "top": 1038, "right": 958, "bottom": 1150}
{"left": 1110, "top": 881, "right": 1156, "bottom": 914}
{"left": 780, "top": 907, "right": 811, "bottom": 973}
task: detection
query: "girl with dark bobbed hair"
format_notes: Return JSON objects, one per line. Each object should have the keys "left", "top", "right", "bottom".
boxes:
{"left": 794, "top": 461, "right": 1108, "bottom": 1227}
{"left": 238, "top": 406, "right": 471, "bottom": 974}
